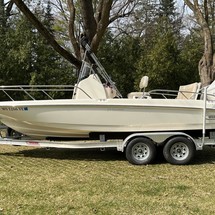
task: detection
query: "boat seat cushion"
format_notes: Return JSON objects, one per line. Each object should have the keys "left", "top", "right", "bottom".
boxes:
{"left": 176, "top": 82, "right": 201, "bottom": 100}
{"left": 127, "top": 92, "right": 143, "bottom": 99}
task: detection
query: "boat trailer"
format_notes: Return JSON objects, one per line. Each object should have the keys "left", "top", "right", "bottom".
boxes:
{"left": 0, "top": 130, "right": 215, "bottom": 165}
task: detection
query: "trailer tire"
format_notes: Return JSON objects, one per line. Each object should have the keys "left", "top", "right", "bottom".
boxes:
{"left": 163, "top": 136, "right": 195, "bottom": 165}
{"left": 125, "top": 137, "right": 156, "bottom": 165}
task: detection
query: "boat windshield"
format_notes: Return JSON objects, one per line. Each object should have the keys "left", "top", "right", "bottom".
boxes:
{"left": 78, "top": 62, "right": 94, "bottom": 81}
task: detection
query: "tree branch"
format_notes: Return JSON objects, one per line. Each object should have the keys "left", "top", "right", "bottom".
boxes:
{"left": 79, "top": 0, "right": 97, "bottom": 42}
{"left": 67, "top": 0, "right": 81, "bottom": 60}
{"left": 11, "top": 0, "right": 81, "bottom": 68}
{"left": 6, "top": 1, "right": 14, "bottom": 16}
{"left": 51, "top": 0, "right": 68, "bottom": 22}
{"left": 204, "top": 0, "right": 209, "bottom": 23}
{"left": 184, "top": 0, "right": 195, "bottom": 11}
{"left": 91, "top": 0, "right": 113, "bottom": 52}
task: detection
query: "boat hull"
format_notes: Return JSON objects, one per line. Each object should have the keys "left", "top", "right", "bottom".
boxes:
{"left": 0, "top": 99, "right": 214, "bottom": 139}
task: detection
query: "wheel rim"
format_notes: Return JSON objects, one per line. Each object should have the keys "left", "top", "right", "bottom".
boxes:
{"left": 170, "top": 142, "right": 189, "bottom": 161}
{"left": 132, "top": 142, "right": 150, "bottom": 161}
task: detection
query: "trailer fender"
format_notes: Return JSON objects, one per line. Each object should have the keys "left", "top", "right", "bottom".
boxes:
{"left": 119, "top": 132, "right": 198, "bottom": 152}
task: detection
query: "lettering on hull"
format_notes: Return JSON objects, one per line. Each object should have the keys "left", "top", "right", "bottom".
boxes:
{"left": 0, "top": 107, "right": 28, "bottom": 111}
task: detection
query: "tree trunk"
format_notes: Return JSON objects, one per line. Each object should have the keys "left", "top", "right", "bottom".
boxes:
{"left": 91, "top": 0, "right": 113, "bottom": 52}
{"left": 184, "top": 0, "right": 215, "bottom": 86}
{"left": 67, "top": 0, "right": 81, "bottom": 60}
{"left": 199, "top": 54, "right": 215, "bottom": 86}
{"left": 198, "top": 27, "right": 215, "bottom": 86}
{"left": 79, "top": 0, "right": 113, "bottom": 53}
{"left": 79, "top": 0, "right": 97, "bottom": 43}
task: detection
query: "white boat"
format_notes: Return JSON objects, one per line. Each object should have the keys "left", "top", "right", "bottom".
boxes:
{"left": 0, "top": 96, "right": 214, "bottom": 139}
{"left": 0, "top": 38, "right": 215, "bottom": 140}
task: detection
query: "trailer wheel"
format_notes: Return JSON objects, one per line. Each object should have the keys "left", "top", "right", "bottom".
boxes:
{"left": 125, "top": 137, "right": 156, "bottom": 165}
{"left": 163, "top": 136, "right": 195, "bottom": 165}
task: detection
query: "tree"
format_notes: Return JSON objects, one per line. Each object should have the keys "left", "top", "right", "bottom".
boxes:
{"left": 11, "top": 0, "right": 81, "bottom": 68}
{"left": 98, "top": 32, "right": 142, "bottom": 96}
{"left": 0, "top": 14, "right": 32, "bottom": 86}
{"left": 0, "top": 0, "right": 5, "bottom": 28}
{"left": 158, "top": 0, "right": 182, "bottom": 33}
{"left": 136, "top": 31, "right": 183, "bottom": 90}
{"left": 180, "top": 32, "right": 203, "bottom": 83}
{"left": 184, "top": 0, "right": 215, "bottom": 86}
{"left": 30, "top": 0, "right": 75, "bottom": 88}
{"left": 135, "top": 0, "right": 187, "bottom": 90}
{"left": 0, "top": 1, "right": 73, "bottom": 92}
{"left": 8, "top": 0, "right": 137, "bottom": 68}
{"left": 112, "top": 0, "right": 158, "bottom": 38}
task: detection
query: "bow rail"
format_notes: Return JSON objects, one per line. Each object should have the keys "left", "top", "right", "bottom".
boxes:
{"left": 0, "top": 85, "right": 75, "bottom": 101}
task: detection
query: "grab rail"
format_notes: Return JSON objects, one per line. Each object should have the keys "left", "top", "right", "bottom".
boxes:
{"left": 0, "top": 85, "right": 75, "bottom": 101}
{"left": 148, "top": 88, "right": 215, "bottom": 100}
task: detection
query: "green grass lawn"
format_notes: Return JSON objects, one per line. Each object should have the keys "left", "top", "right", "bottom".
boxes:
{"left": 1, "top": 145, "right": 215, "bottom": 215}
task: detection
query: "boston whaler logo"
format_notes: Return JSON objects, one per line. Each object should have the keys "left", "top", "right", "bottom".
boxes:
{"left": 0, "top": 107, "right": 28, "bottom": 111}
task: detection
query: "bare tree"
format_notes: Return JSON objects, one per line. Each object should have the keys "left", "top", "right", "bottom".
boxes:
{"left": 184, "top": 0, "right": 215, "bottom": 86}
{"left": 9, "top": 0, "right": 137, "bottom": 68}
{"left": 11, "top": 0, "right": 82, "bottom": 68}
{"left": 66, "top": 0, "right": 138, "bottom": 57}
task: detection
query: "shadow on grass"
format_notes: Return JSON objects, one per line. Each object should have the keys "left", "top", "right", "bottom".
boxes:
{"left": 1, "top": 145, "right": 215, "bottom": 164}
{"left": 0, "top": 147, "right": 126, "bottom": 162}
{"left": 0, "top": 146, "right": 167, "bottom": 164}
{"left": 193, "top": 146, "right": 215, "bottom": 165}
